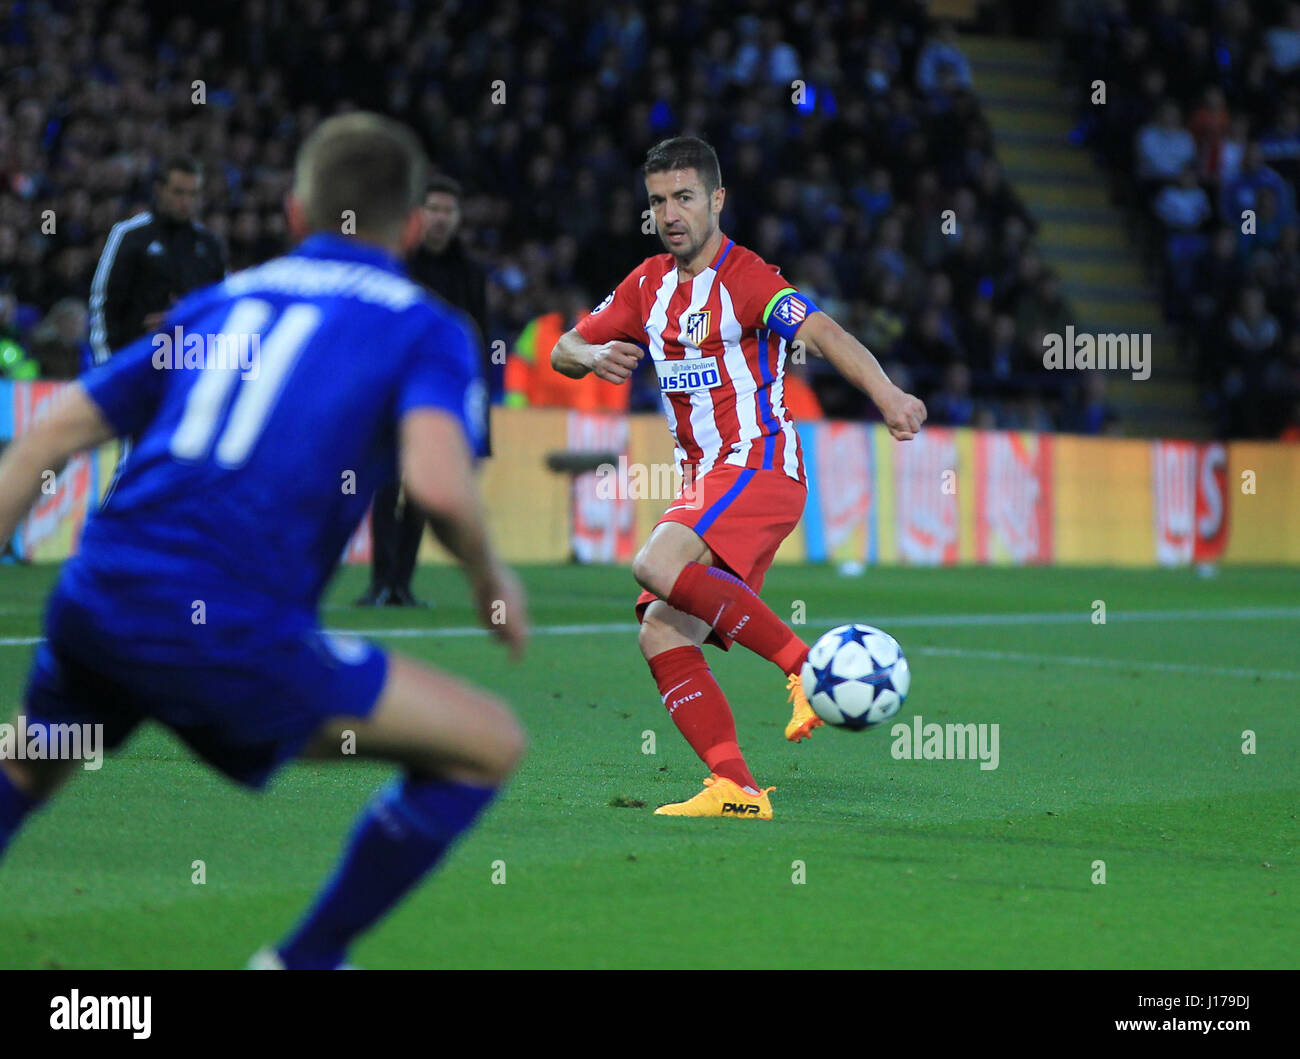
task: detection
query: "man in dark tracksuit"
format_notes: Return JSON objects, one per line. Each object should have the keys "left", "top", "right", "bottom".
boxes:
{"left": 88, "top": 156, "right": 226, "bottom": 499}
{"left": 357, "top": 175, "right": 491, "bottom": 607}
{"left": 89, "top": 156, "right": 227, "bottom": 365}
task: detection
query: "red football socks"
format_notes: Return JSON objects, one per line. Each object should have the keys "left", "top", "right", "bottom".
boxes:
{"left": 666, "top": 562, "right": 809, "bottom": 674}
{"left": 647, "top": 644, "right": 757, "bottom": 792}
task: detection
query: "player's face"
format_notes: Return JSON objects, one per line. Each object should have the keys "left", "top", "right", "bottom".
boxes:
{"left": 646, "top": 169, "right": 722, "bottom": 261}
{"left": 423, "top": 192, "right": 461, "bottom": 250}
{"left": 158, "top": 171, "right": 201, "bottom": 222}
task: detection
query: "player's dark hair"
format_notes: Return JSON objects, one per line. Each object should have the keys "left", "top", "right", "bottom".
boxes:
{"left": 426, "top": 174, "right": 463, "bottom": 199}
{"left": 293, "top": 112, "right": 429, "bottom": 239}
{"left": 158, "top": 155, "right": 202, "bottom": 182}
{"left": 643, "top": 136, "right": 723, "bottom": 195}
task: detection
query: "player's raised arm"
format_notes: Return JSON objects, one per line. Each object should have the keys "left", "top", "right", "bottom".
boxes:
{"left": 550, "top": 328, "right": 644, "bottom": 383}
{"left": 794, "top": 312, "right": 927, "bottom": 442}
{"left": 0, "top": 384, "right": 118, "bottom": 544}
{"left": 400, "top": 409, "right": 528, "bottom": 659}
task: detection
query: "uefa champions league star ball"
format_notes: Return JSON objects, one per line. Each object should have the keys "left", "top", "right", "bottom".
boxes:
{"left": 801, "top": 624, "right": 910, "bottom": 729}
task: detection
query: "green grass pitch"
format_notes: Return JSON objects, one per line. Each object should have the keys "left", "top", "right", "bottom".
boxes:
{"left": 0, "top": 562, "right": 1295, "bottom": 968}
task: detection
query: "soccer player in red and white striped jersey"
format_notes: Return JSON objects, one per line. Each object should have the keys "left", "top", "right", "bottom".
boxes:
{"left": 552, "top": 137, "right": 925, "bottom": 818}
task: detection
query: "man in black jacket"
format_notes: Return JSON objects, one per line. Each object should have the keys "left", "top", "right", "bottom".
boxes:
{"left": 358, "top": 175, "right": 491, "bottom": 607}
{"left": 88, "top": 156, "right": 227, "bottom": 365}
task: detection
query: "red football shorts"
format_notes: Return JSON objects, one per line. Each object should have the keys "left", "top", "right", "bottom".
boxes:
{"left": 635, "top": 463, "right": 807, "bottom": 649}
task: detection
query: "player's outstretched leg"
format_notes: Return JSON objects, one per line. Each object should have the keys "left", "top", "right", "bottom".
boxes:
{"left": 639, "top": 601, "right": 773, "bottom": 819}
{"left": 0, "top": 751, "right": 77, "bottom": 863}
{"left": 265, "top": 654, "right": 525, "bottom": 970}
{"left": 633, "top": 523, "right": 822, "bottom": 742}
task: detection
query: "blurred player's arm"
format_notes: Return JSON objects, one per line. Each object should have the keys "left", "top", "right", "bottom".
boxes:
{"left": 400, "top": 409, "right": 528, "bottom": 658}
{"left": 0, "top": 384, "right": 115, "bottom": 542}
{"left": 550, "top": 328, "right": 644, "bottom": 383}
{"left": 794, "top": 312, "right": 927, "bottom": 441}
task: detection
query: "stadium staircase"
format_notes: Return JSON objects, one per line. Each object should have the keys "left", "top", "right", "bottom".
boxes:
{"left": 964, "top": 35, "right": 1211, "bottom": 439}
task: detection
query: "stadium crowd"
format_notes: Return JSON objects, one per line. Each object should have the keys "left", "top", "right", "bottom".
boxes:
{"left": 1067, "top": 0, "right": 1300, "bottom": 439}
{"left": 4, "top": 0, "right": 1122, "bottom": 433}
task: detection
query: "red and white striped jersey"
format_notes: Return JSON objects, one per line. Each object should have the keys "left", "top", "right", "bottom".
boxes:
{"left": 575, "top": 236, "right": 819, "bottom": 483}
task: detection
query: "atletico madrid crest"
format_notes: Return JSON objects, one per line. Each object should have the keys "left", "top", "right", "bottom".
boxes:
{"left": 684, "top": 310, "right": 711, "bottom": 346}
{"left": 772, "top": 294, "right": 807, "bottom": 327}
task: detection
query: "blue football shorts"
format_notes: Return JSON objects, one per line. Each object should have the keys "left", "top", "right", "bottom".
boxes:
{"left": 22, "top": 589, "right": 389, "bottom": 790}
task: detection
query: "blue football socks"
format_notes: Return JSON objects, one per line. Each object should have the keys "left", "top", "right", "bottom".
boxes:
{"left": 277, "top": 776, "right": 497, "bottom": 969}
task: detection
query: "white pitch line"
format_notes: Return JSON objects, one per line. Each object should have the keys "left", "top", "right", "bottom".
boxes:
{"left": 912, "top": 645, "right": 1300, "bottom": 682}
{"left": 331, "top": 604, "right": 1300, "bottom": 637}
{"left": 323, "top": 604, "right": 1300, "bottom": 640}
{"left": 3, "top": 602, "right": 1300, "bottom": 673}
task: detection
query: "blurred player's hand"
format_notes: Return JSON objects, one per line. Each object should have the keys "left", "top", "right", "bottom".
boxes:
{"left": 881, "top": 387, "right": 927, "bottom": 441}
{"left": 591, "top": 341, "right": 644, "bottom": 384}
{"left": 475, "top": 562, "right": 529, "bottom": 661}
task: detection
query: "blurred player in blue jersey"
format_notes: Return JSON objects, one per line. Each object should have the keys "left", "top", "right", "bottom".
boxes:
{"left": 0, "top": 113, "right": 528, "bottom": 969}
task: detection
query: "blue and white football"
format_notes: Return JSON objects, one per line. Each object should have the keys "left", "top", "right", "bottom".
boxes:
{"left": 801, "top": 624, "right": 910, "bottom": 729}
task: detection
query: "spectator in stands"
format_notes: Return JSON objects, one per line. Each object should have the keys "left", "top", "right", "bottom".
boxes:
{"left": 928, "top": 360, "right": 975, "bottom": 426}
{"left": 916, "top": 22, "right": 972, "bottom": 96}
{"left": 853, "top": 168, "right": 894, "bottom": 230}
{"left": 1220, "top": 142, "right": 1296, "bottom": 229}
{"left": 1155, "top": 164, "right": 1213, "bottom": 233}
{"left": 866, "top": 213, "right": 913, "bottom": 293}
{"left": 1265, "top": 2, "right": 1300, "bottom": 77}
{"left": 1135, "top": 101, "right": 1197, "bottom": 196}
{"left": 1242, "top": 186, "right": 1287, "bottom": 259}
{"left": 1221, "top": 287, "right": 1282, "bottom": 436}
{"left": 1217, "top": 114, "right": 1252, "bottom": 187}
{"left": 1260, "top": 102, "right": 1300, "bottom": 186}
{"left": 1156, "top": 164, "right": 1213, "bottom": 314}
{"left": 1226, "top": 287, "right": 1281, "bottom": 364}
{"left": 1188, "top": 86, "right": 1231, "bottom": 182}
{"left": 742, "top": 17, "right": 801, "bottom": 87}
{"left": 898, "top": 306, "right": 963, "bottom": 375}
{"left": 986, "top": 313, "right": 1021, "bottom": 389}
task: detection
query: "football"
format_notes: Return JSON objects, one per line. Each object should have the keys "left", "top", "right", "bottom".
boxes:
{"left": 801, "top": 624, "right": 910, "bottom": 729}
